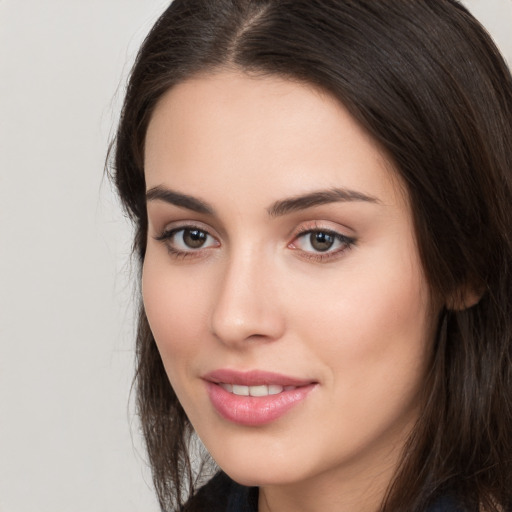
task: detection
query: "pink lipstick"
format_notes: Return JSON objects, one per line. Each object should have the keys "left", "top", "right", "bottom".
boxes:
{"left": 203, "top": 369, "right": 316, "bottom": 426}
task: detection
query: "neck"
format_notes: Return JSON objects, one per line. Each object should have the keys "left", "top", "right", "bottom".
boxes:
{"left": 257, "top": 428, "right": 409, "bottom": 512}
{"left": 258, "top": 470, "right": 391, "bottom": 512}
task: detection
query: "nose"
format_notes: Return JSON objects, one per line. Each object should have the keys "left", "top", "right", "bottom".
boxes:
{"left": 209, "top": 249, "right": 286, "bottom": 347}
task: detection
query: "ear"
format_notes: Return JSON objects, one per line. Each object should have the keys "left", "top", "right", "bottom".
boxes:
{"left": 446, "top": 282, "right": 484, "bottom": 311}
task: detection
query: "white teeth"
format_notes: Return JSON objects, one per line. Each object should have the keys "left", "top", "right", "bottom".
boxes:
{"left": 268, "top": 385, "right": 284, "bottom": 395}
{"left": 232, "top": 385, "right": 250, "bottom": 396}
{"left": 249, "top": 385, "right": 269, "bottom": 397}
{"left": 221, "top": 383, "right": 290, "bottom": 396}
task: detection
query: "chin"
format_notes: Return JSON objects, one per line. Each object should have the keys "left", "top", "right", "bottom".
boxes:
{"left": 222, "top": 464, "right": 303, "bottom": 488}
{"left": 209, "top": 442, "right": 316, "bottom": 488}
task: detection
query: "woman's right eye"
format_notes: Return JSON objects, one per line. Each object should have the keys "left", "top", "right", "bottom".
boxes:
{"left": 155, "top": 227, "right": 220, "bottom": 256}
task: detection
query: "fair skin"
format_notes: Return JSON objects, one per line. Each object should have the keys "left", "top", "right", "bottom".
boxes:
{"left": 142, "top": 70, "right": 437, "bottom": 512}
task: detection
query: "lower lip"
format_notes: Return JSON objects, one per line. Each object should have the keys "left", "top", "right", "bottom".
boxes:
{"left": 205, "top": 382, "right": 315, "bottom": 426}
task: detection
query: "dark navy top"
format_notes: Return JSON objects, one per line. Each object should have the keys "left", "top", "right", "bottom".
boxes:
{"left": 183, "top": 472, "right": 471, "bottom": 511}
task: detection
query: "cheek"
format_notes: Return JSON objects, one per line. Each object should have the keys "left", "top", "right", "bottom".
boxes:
{"left": 293, "top": 267, "right": 432, "bottom": 462}
{"left": 288, "top": 241, "right": 434, "bottom": 401}
{"left": 141, "top": 253, "right": 210, "bottom": 380}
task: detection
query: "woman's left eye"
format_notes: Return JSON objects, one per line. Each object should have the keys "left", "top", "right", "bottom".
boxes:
{"left": 289, "top": 229, "right": 355, "bottom": 259}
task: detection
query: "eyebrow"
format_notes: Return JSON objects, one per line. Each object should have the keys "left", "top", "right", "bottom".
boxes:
{"left": 146, "top": 185, "right": 378, "bottom": 217}
{"left": 146, "top": 186, "right": 214, "bottom": 215}
{"left": 267, "top": 188, "right": 379, "bottom": 217}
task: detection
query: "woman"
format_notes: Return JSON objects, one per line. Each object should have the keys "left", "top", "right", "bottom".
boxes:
{"left": 110, "top": 0, "right": 512, "bottom": 510}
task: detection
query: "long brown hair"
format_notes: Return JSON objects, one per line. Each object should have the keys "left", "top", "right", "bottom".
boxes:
{"left": 109, "top": 1, "right": 512, "bottom": 510}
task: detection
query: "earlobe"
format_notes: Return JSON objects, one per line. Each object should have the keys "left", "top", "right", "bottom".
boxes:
{"left": 446, "top": 283, "right": 484, "bottom": 311}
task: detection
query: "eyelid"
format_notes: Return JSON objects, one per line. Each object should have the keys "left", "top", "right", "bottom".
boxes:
{"left": 155, "top": 226, "right": 218, "bottom": 244}
{"left": 154, "top": 217, "right": 218, "bottom": 236}
{"left": 154, "top": 222, "right": 221, "bottom": 258}
{"left": 288, "top": 222, "right": 356, "bottom": 262}
{"left": 153, "top": 219, "right": 355, "bottom": 262}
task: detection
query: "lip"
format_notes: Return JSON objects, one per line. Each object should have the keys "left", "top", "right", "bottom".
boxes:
{"left": 203, "top": 369, "right": 313, "bottom": 387}
{"left": 202, "top": 369, "right": 317, "bottom": 426}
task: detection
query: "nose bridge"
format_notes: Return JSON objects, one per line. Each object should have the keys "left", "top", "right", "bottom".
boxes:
{"left": 210, "top": 244, "right": 284, "bottom": 346}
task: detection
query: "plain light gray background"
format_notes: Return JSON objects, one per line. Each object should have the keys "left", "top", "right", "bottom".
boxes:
{"left": 0, "top": 1, "right": 511, "bottom": 511}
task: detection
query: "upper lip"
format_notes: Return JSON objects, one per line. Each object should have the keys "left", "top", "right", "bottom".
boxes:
{"left": 202, "top": 369, "right": 315, "bottom": 387}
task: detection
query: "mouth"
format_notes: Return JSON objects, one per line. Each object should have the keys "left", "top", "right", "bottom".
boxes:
{"left": 202, "top": 369, "right": 317, "bottom": 426}
{"left": 203, "top": 368, "right": 314, "bottom": 387}
{"left": 218, "top": 383, "right": 298, "bottom": 396}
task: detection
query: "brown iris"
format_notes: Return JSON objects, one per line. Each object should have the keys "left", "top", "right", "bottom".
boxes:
{"left": 182, "top": 228, "right": 208, "bottom": 249}
{"left": 310, "top": 232, "right": 335, "bottom": 252}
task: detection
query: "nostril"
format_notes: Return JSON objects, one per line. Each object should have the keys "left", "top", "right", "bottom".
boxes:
{"left": 210, "top": 302, "right": 285, "bottom": 346}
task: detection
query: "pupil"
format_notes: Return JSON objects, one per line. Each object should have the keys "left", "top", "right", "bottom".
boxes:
{"left": 184, "top": 229, "right": 207, "bottom": 248}
{"left": 311, "top": 232, "right": 334, "bottom": 252}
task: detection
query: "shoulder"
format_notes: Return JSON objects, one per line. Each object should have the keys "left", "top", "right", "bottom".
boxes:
{"left": 182, "top": 472, "right": 257, "bottom": 512}
{"left": 184, "top": 476, "right": 496, "bottom": 512}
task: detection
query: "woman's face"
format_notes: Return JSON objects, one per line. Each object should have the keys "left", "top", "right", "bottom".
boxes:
{"left": 143, "top": 71, "right": 436, "bottom": 494}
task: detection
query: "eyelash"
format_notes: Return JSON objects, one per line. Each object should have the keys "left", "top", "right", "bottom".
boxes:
{"left": 154, "top": 224, "right": 356, "bottom": 262}
{"left": 288, "top": 225, "right": 355, "bottom": 262}
{"left": 155, "top": 225, "right": 219, "bottom": 259}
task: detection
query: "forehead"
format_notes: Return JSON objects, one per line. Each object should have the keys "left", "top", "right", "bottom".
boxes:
{"left": 144, "top": 70, "right": 405, "bottom": 208}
